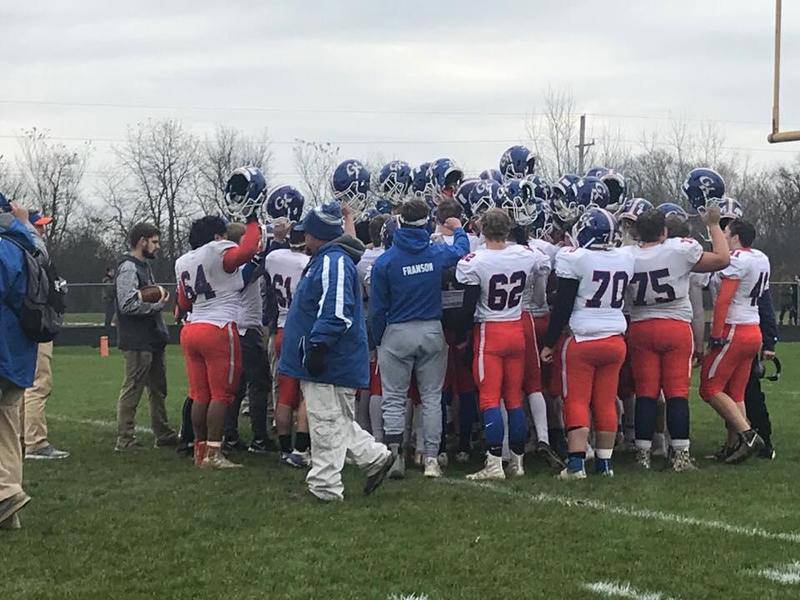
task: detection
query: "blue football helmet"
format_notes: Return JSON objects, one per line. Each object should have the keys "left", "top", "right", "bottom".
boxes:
{"left": 715, "top": 196, "right": 743, "bottom": 223}
{"left": 574, "top": 176, "right": 611, "bottom": 209}
{"left": 374, "top": 197, "right": 392, "bottom": 215}
{"left": 529, "top": 203, "right": 552, "bottom": 241}
{"left": 552, "top": 174, "right": 580, "bottom": 200}
{"left": 499, "top": 145, "right": 536, "bottom": 180}
{"left": 265, "top": 185, "right": 305, "bottom": 223}
{"left": 601, "top": 169, "right": 627, "bottom": 209}
{"left": 526, "top": 175, "right": 552, "bottom": 203}
{"left": 570, "top": 207, "right": 617, "bottom": 249}
{"left": 682, "top": 167, "right": 725, "bottom": 213}
{"left": 656, "top": 202, "right": 688, "bottom": 222}
{"left": 585, "top": 166, "right": 609, "bottom": 179}
{"left": 469, "top": 180, "right": 503, "bottom": 218}
{"left": 381, "top": 215, "right": 401, "bottom": 248}
{"left": 501, "top": 179, "right": 535, "bottom": 225}
{"left": 618, "top": 198, "right": 654, "bottom": 222}
{"left": 331, "top": 159, "right": 371, "bottom": 215}
{"left": 428, "top": 158, "right": 464, "bottom": 202}
{"left": 377, "top": 160, "right": 412, "bottom": 205}
{"left": 410, "top": 162, "right": 435, "bottom": 201}
{"left": 479, "top": 168, "right": 504, "bottom": 184}
{"left": 224, "top": 166, "right": 267, "bottom": 220}
{"left": 455, "top": 178, "right": 481, "bottom": 220}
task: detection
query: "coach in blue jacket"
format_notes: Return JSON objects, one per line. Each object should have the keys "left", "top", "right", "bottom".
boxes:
{"left": 0, "top": 200, "right": 37, "bottom": 528}
{"left": 279, "top": 201, "right": 393, "bottom": 501}
{"left": 370, "top": 198, "right": 469, "bottom": 478}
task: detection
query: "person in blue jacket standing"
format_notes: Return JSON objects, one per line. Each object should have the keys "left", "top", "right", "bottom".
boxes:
{"left": 279, "top": 201, "right": 393, "bottom": 502}
{"left": 369, "top": 199, "right": 469, "bottom": 479}
{"left": 0, "top": 198, "right": 38, "bottom": 529}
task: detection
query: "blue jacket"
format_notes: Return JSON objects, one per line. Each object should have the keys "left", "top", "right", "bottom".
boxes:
{"left": 758, "top": 288, "right": 778, "bottom": 352}
{"left": 369, "top": 226, "right": 469, "bottom": 344}
{"left": 0, "top": 214, "right": 38, "bottom": 388}
{"left": 278, "top": 235, "right": 369, "bottom": 389}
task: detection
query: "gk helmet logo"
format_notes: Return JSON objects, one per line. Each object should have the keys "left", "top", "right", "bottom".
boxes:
{"left": 698, "top": 175, "right": 715, "bottom": 197}
{"left": 346, "top": 161, "right": 362, "bottom": 178}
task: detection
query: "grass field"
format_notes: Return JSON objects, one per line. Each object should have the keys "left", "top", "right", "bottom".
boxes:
{"left": 5, "top": 345, "right": 800, "bottom": 599}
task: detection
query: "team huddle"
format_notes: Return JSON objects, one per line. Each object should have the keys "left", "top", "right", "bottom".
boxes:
{"left": 171, "top": 144, "right": 774, "bottom": 494}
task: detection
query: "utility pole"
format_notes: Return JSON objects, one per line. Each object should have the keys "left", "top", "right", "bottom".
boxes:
{"left": 576, "top": 114, "right": 595, "bottom": 174}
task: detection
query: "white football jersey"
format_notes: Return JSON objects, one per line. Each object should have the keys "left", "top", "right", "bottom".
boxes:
{"left": 357, "top": 247, "right": 385, "bottom": 298}
{"left": 709, "top": 248, "right": 771, "bottom": 325}
{"left": 431, "top": 231, "right": 481, "bottom": 253}
{"left": 528, "top": 238, "right": 559, "bottom": 268}
{"left": 521, "top": 245, "right": 553, "bottom": 316}
{"left": 456, "top": 244, "right": 546, "bottom": 322}
{"left": 555, "top": 246, "right": 635, "bottom": 342}
{"left": 627, "top": 237, "right": 704, "bottom": 323}
{"left": 264, "top": 248, "right": 310, "bottom": 329}
{"left": 175, "top": 240, "right": 244, "bottom": 327}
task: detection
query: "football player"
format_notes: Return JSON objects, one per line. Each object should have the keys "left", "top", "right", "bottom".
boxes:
{"left": 175, "top": 168, "right": 264, "bottom": 469}
{"left": 701, "top": 219, "right": 771, "bottom": 464}
{"left": 627, "top": 207, "right": 729, "bottom": 471}
{"left": 428, "top": 158, "right": 464, "bottom": 205}
{"left": 456, "top": 208, "right": 550, "bottom": 480}
{"left": 541, "top": 208, "right": 634, "bottom": 479}
{"left": 265, "top": 226, "right": 312, "bottom": 467}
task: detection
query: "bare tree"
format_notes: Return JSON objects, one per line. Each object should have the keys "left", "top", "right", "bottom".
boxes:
{"left": 525, "top": 87, "right": 584, "bottom": 179}
{"left": 292, "top": 139, "right": 340, "bottom": 206}
{"left": 0, "top": 154, "right": 27, "bottom": 202}
{"left": 15, "top": 128, "right": 91, "bottom": 252}
{"left": 114, "top": 119, "right": 198, "bottom": 264}
{"left": 94, "top": 165, "right": 146, "bottom": 252}
{"left": 195, "top": 125, "right": 273, "bottom": 215}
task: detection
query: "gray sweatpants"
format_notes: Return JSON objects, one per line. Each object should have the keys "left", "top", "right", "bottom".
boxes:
{"left": 378, "top": 320, "right": 446, "bottom": 458}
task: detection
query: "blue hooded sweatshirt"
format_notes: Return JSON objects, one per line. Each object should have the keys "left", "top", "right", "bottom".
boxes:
{"left": 278, "top": 235, "right": 369, "bottom": 390}
{"left": 0, "top": 214, "right": 38, "bottom": 388}
{"left": 369, "top": 226, "right": 469, "bottom": 344}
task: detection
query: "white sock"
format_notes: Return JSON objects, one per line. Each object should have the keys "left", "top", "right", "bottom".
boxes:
{"left": 596, "top": 448, "right": 613, "bottom": 460}
{"left": 527, "top": 392, "right": 549, "bottom": 445}
{"left": 500, "top": 402, "right": 510, "bottom": 460}
{"left": 635, "top": 439, "right": 653, "bottom": 451}
{"left": 670, "top": 438, "right": 690, "bottom": 451}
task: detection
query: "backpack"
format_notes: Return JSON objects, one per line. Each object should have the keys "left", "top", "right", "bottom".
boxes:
{"left": 0, "top": 232, "right": 66, "bottom": 342}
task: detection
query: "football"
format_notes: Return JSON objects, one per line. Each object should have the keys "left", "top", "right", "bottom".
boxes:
{"left": 138, "top": 285, "right": 167, "bottom": 303}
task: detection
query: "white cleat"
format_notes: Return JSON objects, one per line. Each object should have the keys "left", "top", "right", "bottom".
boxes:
{"left": 466, "top": 453, "right": 506, "bottom": 481}
{"left": 505, "top": 451, "right": 525, "bottom": 478}
{"left": 635, "top": 447, "right": 651, "bottom": 470}
{"left": 424, "top": 457, "right": 442, "bottom": 478}
{"left": 557, "top": 467, "right": 587, "bottom": 480}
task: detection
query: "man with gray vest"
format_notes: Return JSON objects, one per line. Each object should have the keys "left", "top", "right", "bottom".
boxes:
{"left": 369, "top": 199, "right": 470, "bottom": 478}
{"left": 114, "top": 223, "right": 177, "bottom": 451}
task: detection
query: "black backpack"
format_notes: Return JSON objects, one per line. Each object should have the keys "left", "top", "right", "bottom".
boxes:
{"left": 0, "top": 232, "right": 66, "bottom": 342}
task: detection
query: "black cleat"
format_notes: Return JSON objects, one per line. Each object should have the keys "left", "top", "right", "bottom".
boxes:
{"left": 364, "top": 453, "right": 395, "bottom": 496}
{"left": 758, "top": 444, "right": 776, "bottom": 460}
{"left": 248, "top": 438, "right": 279, "bottom": 454}
{"left": 725, "top": 430, "right": 765, "bottom": 464}
{"left": 537, "top": 441, "right": 566, "bottom": 469}
{"left": 222, "top": 438, "right": 249, "bottom": 453}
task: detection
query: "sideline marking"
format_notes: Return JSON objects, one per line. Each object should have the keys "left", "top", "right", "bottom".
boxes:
{"left": 440, "top": 479, "right": 800, "bottom": 544}
{"left": 49, "top": 414, "right": 152, "bottom": 434}
{"left": 582, "top": 580, "right": 676, "bottom": 600}
{"left": 750, "top": 562, "right": 800, "bottom": 584}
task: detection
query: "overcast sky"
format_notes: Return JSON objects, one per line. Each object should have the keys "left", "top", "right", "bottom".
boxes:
{"left": 1, "top": 0, "right": 798, "bottom": 190}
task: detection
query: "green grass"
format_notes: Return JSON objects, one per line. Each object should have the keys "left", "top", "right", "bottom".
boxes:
{"left": 63, "top": 312, "right": 177, "bottom": 326}
{"left": 5, "top": 345, "right": 800, "bottom": 599}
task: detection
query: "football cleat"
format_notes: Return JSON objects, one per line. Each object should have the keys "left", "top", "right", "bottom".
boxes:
{"left": 505, "top": 451, "right": 525, "bottom": 478}
{"left": 387, "top": 444, "right": 406, "bottom": 480}
{"left": 557, "top": 466, "right": 587, "bottom": 480}
{"left": 635, "top": 447, "right": 651, "bottom": 470}
{"left": 669, "top": 448, "right": 698, "bottom": 472}
{"left": 537, "top": 441, "right": 565, "bottom": 469}
{"left": 224, "top": 166, "right": 268, "bottom": 221}
{"left": 280, "top": 452, "right": 306, "bottom": 468}
{"left": 500, "top": 145, "right": 536, "bottom": 180}
{"left": 682, "top": 167, "right": 725, "bottom": 214}
{"left": 364, "top": 452, "right": 395, "bottom": 496}
{"left": 725, "top": 430, "right": 765, "bottom": 464}
{"left": 331, "top": 159, "right": 371, "bottom": 215}
{"left": 424, "top": 456, "right": 443, "bottom": 478}
{"left": 705, "top": 444, "right": 735, "bottom": 461}
{"left": 595, "top": 458, "right": 614, "bottom": 477}
{"left": 466, "top": 452, "right": 506, "bottom": 481}
{"left": 201, "top": 451, "right": 243, "bottom": 470}
{"left": 295, "top": 449, "right": 311, "bottom": 467}
{"left": 437, "top": 452, "right": 449, "bottom": 468}
{"left": 265, "top": 185, "right": 305, "bottom": 223}
{"left": 377, "top": 160, "right": 412, "bottom": 205}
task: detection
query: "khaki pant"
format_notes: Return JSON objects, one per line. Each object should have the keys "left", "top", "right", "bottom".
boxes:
{"left": 116, "top": 350, "right": 174, "bottom": 446}
{"left": 301, "top": 380, "right": 389, "bottom": 501}
{"left": 0, "top": 378, "right": 25, "bottom": 502}
{"left": 21, "top": 342, "right": 53, "bottom": 452}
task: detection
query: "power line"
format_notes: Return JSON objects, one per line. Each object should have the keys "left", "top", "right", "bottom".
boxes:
{"left": 0, "top": 98, "right": 777, "bottom": 127}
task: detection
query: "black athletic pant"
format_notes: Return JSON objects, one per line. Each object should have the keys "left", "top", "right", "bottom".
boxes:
{"left": 744, "top": 356, "right": 773, "bottom": 447}
{"left": 224, "top": 328, "right": 271, "bottom": 442}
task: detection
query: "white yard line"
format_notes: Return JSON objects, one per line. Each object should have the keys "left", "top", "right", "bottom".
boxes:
{"left": 750, "top": 561, "right": 800, "bottom": 584}
{"left": 440, "top": 479, "right": 800, "bottom": 544}
{"left": 582, "top": 580, "right": 676, "bottom": 600}
{"left": 387, "top": 595, "right": 431, "bottom": 600}
{"left": 49, "top": 414, "right": 152, "bottom": 434}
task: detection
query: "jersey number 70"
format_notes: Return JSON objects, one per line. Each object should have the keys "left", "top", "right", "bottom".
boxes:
{"left": 586, "top": 270, "right": 628, "bottom": 309}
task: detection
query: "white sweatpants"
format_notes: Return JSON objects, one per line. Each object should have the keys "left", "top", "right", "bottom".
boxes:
{"left": 301, "top": 381, "right": 390, "bottom": 501}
